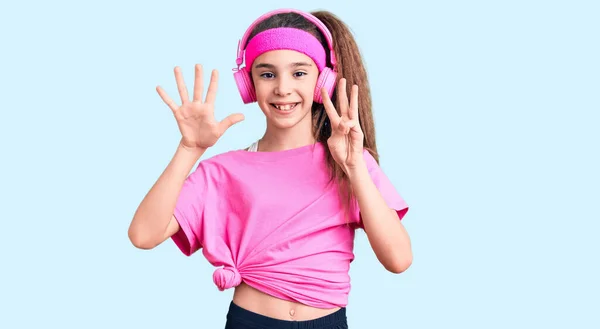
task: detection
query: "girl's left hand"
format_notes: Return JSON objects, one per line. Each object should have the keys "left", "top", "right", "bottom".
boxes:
{"left": 321, "top": 78, "right": 365, "bottom": 173}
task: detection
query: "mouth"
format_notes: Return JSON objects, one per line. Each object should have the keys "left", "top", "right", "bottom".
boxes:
{"left": 270, "top": 102, "right": 300, "bottom": 113}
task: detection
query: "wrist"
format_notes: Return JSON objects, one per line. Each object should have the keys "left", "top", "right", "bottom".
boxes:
{"left": 344, "top": 159, "right": 369, "bottom": 183}
{"left": 177, "top": 141, "right": 206, "bottom": 159}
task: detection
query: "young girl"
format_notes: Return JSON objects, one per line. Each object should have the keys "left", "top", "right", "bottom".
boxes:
{"left": 128, "top": 8, "right": 411, "bottom": 329}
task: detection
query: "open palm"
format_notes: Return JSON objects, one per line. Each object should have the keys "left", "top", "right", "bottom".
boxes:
{"left": 156, "top": 64, "right": 244, "bottom": 150}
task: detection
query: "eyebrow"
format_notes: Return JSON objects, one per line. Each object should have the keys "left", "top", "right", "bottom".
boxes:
{"left": 253, "top": 62, "right": 313, "bottom": 69}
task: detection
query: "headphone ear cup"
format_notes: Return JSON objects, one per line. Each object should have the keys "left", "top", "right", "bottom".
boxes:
{"left": 234, "top": 68, "right": 256, "bottom": 104}
{"left": 313, "top": 67, "right": 337, "bottom": 104}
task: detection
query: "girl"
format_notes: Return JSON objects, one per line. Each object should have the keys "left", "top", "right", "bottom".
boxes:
{"left": 128, "top": 8, "right": 412, "bottom": 329}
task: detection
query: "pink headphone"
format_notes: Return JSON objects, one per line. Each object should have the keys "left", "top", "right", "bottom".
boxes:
{"left": 233, "top": 8, "right": 338, "bottom": 104}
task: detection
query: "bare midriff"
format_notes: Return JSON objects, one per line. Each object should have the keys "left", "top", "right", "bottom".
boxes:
{"left": 232, "top": 282, "right": 341, "bottom": 321}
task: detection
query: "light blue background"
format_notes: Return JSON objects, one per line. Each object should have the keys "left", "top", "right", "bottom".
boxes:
{"left": 1, "top": 0, "right": 598, "bottom": 328}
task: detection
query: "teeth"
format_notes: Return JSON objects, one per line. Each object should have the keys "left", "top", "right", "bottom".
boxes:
{"left": 274, "top": 103, "right": 297, "bottom": 111}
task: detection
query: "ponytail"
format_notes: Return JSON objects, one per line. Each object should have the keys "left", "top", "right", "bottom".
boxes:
{"left": 310, "top": 10, "right": 378, "bottom": 217}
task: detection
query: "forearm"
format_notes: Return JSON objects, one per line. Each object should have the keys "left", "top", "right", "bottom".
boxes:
{"left": 128, "top": 142, "right": 205, "bottom": 248}
{"left": 347, "top": 162, "right": 412, "bottom": 273}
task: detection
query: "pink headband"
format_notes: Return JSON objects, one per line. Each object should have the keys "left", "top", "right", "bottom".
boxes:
{"left": 243, "top": 27, "right": 327, "bottom": 73}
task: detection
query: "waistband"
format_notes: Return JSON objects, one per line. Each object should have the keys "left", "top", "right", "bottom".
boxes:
{"left": 226, "top": 301, "right": 347, "bottom": 329}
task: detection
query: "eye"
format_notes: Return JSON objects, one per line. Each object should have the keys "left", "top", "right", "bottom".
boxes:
{"left": 260, "top": 72, "right": 275, "bottom": 79}
{"left": 294, "top": 71, "right": 307, "bottom": 77}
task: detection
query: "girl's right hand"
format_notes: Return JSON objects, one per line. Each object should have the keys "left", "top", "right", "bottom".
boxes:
{"left": 156, "top": 64, "right": 245, "bottom": 151}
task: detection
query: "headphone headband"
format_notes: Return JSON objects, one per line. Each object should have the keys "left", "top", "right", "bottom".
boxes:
{"left": 235, "top": 8, "right": 337, "bottom": 70}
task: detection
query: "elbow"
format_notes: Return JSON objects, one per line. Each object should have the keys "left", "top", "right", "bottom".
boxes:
{"left": 128, "top": 227, "right": 158, "bottom": 250}
{"left": 386, "top": 254, "right": 413, "bottom": 274}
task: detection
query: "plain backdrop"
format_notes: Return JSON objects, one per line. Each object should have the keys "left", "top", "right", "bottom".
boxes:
{"left": 1, "top": 0, "right": 598, "bottom": 328}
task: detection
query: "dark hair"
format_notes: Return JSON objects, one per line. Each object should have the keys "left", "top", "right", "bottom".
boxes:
{"left": 247, "top": 11, "right": 378, "bottom": 216}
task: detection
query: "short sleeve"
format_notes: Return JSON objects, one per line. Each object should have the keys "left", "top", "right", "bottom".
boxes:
{"left": 171, "top": 162, "right": 207, "bottom": 256}
{"left": 356, "top": 150, "right": 409, "bottom": 228}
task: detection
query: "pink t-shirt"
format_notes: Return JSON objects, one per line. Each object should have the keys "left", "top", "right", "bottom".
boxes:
{"left": 172, "top": 142, "right": 408, "bottom": 308}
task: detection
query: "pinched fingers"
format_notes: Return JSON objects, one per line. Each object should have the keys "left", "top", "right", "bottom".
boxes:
{"left": 337, "top": 118, "right": 359, "bottom": 135}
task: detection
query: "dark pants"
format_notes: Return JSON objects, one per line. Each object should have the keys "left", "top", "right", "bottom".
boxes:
{"left": 225, "top": 301, "right": 349, "bottom": 329}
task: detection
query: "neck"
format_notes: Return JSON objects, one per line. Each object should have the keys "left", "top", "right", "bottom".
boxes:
{"left": 259, "top": 119, "right": 315, "bottom": 152}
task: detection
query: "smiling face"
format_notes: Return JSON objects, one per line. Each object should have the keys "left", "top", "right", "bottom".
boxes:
{"left": 251, "top": 50, "right": 320, "bottom": 133}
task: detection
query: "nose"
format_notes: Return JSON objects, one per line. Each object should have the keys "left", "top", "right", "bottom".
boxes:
{"left": 274, "top": 75, "right": 293, "bottom": 96}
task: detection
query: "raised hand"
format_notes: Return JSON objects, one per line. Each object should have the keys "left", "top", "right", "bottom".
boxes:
{"left": 321, "top": 78, "right": 365, "bottom": 172}
{"left": 156, "top": 64, "right": 244, "bottom": 150}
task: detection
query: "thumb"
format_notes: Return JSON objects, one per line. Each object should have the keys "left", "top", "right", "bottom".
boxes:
{"left": 337, "top": 120, "right": 350, "bottom": 135}
{"left": 219, "top": 113, "right": 245, "bottom": 133}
